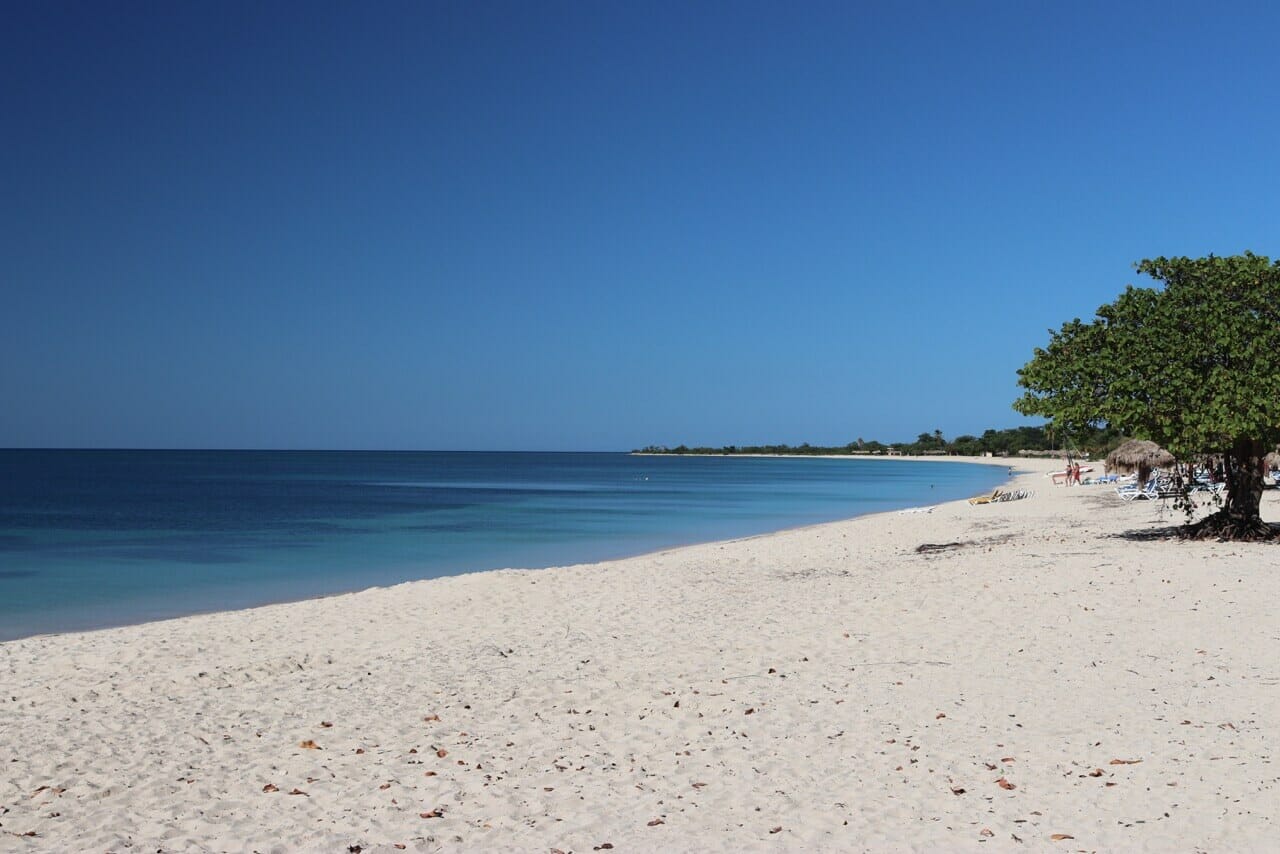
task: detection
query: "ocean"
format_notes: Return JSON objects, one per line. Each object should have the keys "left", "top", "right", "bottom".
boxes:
{"left": 0, "top": 450, "right": 1008, "bottom": 641}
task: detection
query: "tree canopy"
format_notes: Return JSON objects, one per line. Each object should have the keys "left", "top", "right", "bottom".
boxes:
{"left": 1014, "top": 253, "right": 1280, "bottom": 539}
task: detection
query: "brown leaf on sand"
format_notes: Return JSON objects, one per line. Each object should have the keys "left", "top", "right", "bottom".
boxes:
{"left": 262, "top": 784, "right": 279, "bottom": 793}
{"left": 424, "top": 771, "right": 437, "bottom": 777}
{"left": 1088, "top": 768, "right": 1105, "bottom": 777}
{"left": 288, "top": 788, "right": 308, "bottom": 796}
{"left": 319, "top": 721, "right": 333, "bottom": 728}
{"left": 420, "top": 808, "right": 444, "bottom": 819}
{"left": 379, "top": 783, "right": 391, "bottom": 790}
{"left": 936, "top": 713, "right": 946, "bottom": 719}
{"left": 692, "top": 782, "right": 707, "bottom": 789}
{"left": 647, "top": 818, "right": 665, "bottom": 826}
{"left": 1109, "top": 758, "right": 1142, "bottom": 765}
{"left": 299, "top": 740, "right": 320, "bottom": 750}
{"left": 950, "top": 785, "right": 966, "bottom": 795}
{"left": 30, "top": 786, "right": 65, "bottom": 798}
{"left": 355, "top": 748, "right": 365, "bottom": 754}
{"left": 1050, "top": 834, "right": 1074, "bottom": 840}
{"left": 394, "top": 846, "right": 406, "bottom": 850}
{"left": 1001, "top": 757, "right": 1015, "bottom": 763}
{"left": 979, "top": 828, "right": 994, "bottom": 837}
{"left": 424, "top": 713, "right": 440, "bottom": 722}
{"left": 436, "top": 749, "right": 449, "bottom": 758}
{"left": 769, "top": 826, "right": 783, "bottom": 834}
{"left": 984, "top": 762, "right": 998, "bottom": 770}
{"left": 996, "top": 777, "right": 1016, "bottom": 790}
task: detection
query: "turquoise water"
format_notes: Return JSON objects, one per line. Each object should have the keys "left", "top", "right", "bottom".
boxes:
{"left": 0, "top": 451, "right": 1008, "bottom": 640}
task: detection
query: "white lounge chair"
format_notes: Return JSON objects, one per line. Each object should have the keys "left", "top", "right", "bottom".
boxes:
{"left": 1117, "top": 477, "right": 1159, "bottom": 501}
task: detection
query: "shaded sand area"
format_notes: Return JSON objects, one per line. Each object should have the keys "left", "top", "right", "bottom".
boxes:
{"left": 2, "top": 458, "right": 1278, "bottom": 852}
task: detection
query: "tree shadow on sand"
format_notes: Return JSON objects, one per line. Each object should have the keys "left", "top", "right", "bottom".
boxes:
{"left": 1107, "top": 523, "right": 1280, "bottom": 543}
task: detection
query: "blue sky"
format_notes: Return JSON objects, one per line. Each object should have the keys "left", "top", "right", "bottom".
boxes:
{"left": 3, "top": 1, "right": 1278, "bottom": 450}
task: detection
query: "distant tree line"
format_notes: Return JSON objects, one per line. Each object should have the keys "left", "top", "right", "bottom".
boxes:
{"left": 635, "top": 424, "right": 1126, "bottom": 458}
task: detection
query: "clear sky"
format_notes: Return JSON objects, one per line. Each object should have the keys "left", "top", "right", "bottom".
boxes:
{"left": 3, "top": 2, "right": 1277, "bottom": 451}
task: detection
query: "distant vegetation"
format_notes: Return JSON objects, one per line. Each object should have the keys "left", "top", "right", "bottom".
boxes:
{"left": 636, "top": 424, "right": 1125, "bottom": 458}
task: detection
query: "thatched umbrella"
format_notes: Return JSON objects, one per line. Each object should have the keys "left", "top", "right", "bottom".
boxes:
{"left": 1106, "top": 439, "right": 1176, "bottom": 484}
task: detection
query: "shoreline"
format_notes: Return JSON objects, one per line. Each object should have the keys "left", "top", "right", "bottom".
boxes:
{"left": 3, "top": 457, "right": 1277, "bottom": 851}
{"left": 2, "top": 455, "right": 1012, "bottom": 645}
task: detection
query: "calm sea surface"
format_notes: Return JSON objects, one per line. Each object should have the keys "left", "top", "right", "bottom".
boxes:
{"left": 0, "top": 451, "right": 1008, "bottom": 640}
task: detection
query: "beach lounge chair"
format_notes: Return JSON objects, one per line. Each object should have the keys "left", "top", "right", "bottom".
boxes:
{"left": 996, "top": 488, "right": 1033, "bottom": 501}
{"left": 1116, "top": 478, "right": 1158, "bottom": 501}
{"left": 970, "top": 488, "right": 1032, "bottom": 505}
{"left": 1118, "top": 475, "right": 1188, "bottom": 501}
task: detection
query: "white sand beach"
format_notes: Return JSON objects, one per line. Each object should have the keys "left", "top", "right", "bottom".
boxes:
{"left": 2, "top": 458, "right": 1278, "bottom": 852}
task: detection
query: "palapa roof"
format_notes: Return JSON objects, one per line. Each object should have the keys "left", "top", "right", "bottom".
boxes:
{"left": 1105, "top": 439, "right": 1175, "bottom": 473}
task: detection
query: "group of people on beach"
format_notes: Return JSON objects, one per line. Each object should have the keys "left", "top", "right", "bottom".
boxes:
{"left": 1062, "top": 460, "right": 1084, "bottom": 486}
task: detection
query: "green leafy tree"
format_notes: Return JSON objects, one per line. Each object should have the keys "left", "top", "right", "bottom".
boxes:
{"left": 1014, "top": 253, "right": 1280, "bottom": 540}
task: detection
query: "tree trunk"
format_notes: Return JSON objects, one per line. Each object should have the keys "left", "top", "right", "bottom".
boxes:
{"left": 1226, "top": 437, "right": 1265, "bottom": 520}
{"left": 1187, "top": 437, "right": 1275, "bottom": 540}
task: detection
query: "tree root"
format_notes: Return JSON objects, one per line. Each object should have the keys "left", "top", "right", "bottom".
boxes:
{"left": 1181, "top": 511, "right": 1280, "bottom": 542}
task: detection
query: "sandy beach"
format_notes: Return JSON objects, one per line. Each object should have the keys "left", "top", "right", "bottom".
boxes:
{"left": 2, "top": 457, "right": 1277, "bottom": 852}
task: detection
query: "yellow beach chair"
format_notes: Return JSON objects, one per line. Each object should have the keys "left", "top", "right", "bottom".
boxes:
{"left": 968, "top": 489, "right": 1004, "bottom": 505}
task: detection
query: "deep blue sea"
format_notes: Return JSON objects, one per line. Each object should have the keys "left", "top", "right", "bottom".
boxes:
{"left": 0, "top": 451, "right": 1008, "bottom": 641}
